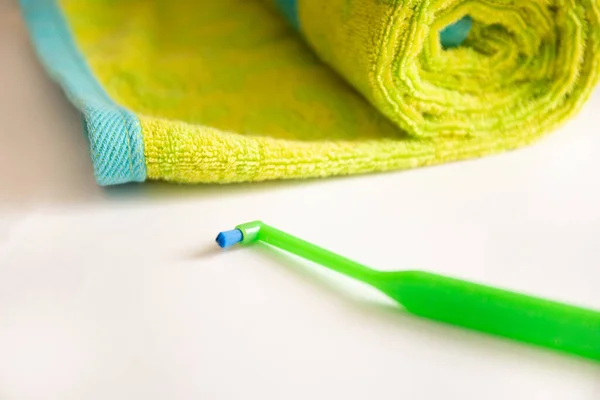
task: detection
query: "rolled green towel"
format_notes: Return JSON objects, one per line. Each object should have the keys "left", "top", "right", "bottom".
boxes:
{"left": 286, "top": 0, "right": 600, "bottom": 138}
{"left": 19, "top": 0, "right": 600, "bottom": 185}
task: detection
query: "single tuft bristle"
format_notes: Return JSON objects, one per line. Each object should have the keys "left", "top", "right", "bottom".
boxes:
{"left": 216, "top": 229, "right": 243, "bottom": 248}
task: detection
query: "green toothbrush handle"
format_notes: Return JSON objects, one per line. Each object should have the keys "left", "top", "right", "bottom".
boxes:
{"left": 380, "top": 271, "right": 600, "bottom": 361}
{"left": 231, "top": 221, "right": 600, "bottom": 360}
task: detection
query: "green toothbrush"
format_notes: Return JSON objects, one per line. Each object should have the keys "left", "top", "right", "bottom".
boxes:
{"left": 216, "top": 221, "right": 600, "bottom": 362}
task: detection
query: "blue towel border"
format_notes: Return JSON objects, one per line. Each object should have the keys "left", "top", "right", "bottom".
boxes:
{"left": 19, "top": 0, "right": 146, "bottom": 186}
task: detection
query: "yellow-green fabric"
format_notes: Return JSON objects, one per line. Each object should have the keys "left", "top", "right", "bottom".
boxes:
{"left": 53, "top": 0, "right": 600, "bottom": 183}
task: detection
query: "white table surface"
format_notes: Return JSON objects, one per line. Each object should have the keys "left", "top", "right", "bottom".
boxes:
{"left": 1, "top": 2, "right": 600, "bottom": 399}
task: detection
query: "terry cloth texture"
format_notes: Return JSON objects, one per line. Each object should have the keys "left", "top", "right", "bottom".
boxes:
{"left": 20, "top": 0, "right": 600, "bottom": 185}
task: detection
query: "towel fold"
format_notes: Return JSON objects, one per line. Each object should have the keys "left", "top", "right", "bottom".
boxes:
{"left": 20, "top": 0, "right": 600, "bottom": 185}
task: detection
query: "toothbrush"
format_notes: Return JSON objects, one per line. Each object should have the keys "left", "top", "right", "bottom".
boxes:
{"left": 216, "top": 221, "right": 600, "bottom": 362}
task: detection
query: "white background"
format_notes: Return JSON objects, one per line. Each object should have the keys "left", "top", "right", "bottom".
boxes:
{"left": 1, "top": 1, "right": 600, "bottom": 399}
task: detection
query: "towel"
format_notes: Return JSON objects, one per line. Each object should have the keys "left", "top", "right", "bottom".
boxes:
{"left": 20, "top": 0, "right": 600, "bottom": 185}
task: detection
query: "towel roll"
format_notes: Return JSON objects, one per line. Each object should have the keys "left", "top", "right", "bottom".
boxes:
{"left": 20, "top": 0, "right": 600, "bottom": 185}
{"left": 279, "top": 0, "right": 600, "bottom": 139}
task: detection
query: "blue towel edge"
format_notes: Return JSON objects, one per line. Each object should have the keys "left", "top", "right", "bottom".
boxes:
{"left": 19, "top": 0, "right": 147, "bottom": 186}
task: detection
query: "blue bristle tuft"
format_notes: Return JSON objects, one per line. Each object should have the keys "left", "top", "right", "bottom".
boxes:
{"left": 216, "top": 229, "right": 243, "bottom": 248}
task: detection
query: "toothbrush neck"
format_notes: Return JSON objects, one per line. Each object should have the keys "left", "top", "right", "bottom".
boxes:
{"left": 257, "top": 223, "right": 379, "bottom": 284}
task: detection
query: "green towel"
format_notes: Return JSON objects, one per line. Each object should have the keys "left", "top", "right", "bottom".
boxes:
{"left": 20, "top": 0, "right": 600, "bottom": 185}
